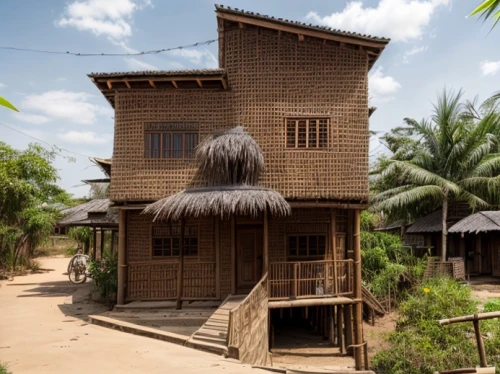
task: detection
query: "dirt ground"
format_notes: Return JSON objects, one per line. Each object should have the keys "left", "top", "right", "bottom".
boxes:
{"left": 0, "top": 256, "right": 266, "bottom": 374}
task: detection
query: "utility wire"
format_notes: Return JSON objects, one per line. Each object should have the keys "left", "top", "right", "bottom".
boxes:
{"left": 0, "top": 39, "right": 218, "bottom": 57}
{"left": 0, "top": 121, "right": 93, "bottom": 159}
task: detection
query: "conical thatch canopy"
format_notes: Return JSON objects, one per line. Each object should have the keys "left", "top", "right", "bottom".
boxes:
{"left": 143, "top": 126, "right": 291, "bottom": 221}
{"left": 196, "top": 126, "right": 264, "bottom": 186}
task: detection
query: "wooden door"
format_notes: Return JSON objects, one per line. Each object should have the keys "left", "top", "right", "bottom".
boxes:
{"left": 492, "top": 235, "right": 500, "bottom": 276}
{"left": 236, "top": 229, "right": 260, "bottom": 293}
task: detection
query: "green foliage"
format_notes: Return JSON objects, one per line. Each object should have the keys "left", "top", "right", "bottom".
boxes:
{"left": 372, "top": 277, "right": 500, "bottom": 374}
{"left": 484, "top": 298, "right": 500, "bottom": 312}
{"left": 0, "top": 363, "right": 11, "bottom": 374}
{"left": 0, "top": 96, "right": 18, "bottom": 112}
{"left": 0, "top": 142, "right": 67, "bottom": 269}
{"left": 360, "top": 211, "right": 378, "bottom": 231}
{"left": 362, "top": 231, "right": 426, "bottom": 299}
{"left": 88, "top": 251, "right": 117, "bottom": 303}
{"left": 470, "top": 0, "right": 500, "bottom": 29}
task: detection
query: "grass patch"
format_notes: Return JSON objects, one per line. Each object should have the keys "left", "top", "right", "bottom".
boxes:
{"left": 372, "top": 277, "right": 500, "bottom": 374}
{"left": 0, "top": 363, "right": 11, "bottom": 374}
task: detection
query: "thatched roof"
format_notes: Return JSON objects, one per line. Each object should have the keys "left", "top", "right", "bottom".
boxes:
{"left": 58, "top": 199, "right": 118, "bottom": 228}
{"left": 449, "top": 211, "right": 500, "bottom": 234}
{"left": 374, "top": 220, "right": 410, "bottom": 232}
{"left": 196, "top": 126, "right": 264, "bottom": 186}
{"left": 406, "top": 211, "right": 443, "bottom": 234}
{"left": 143, "top": 186, "right": 290, "bottom": 221}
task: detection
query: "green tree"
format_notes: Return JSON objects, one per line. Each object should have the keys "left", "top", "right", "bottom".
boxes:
{"left": 371, "top": 90, "right": 500, "bottom": 261}
{"left": 470, "top": 0, "right": 500, "bottom": 29}
{"left": 0, "top": 142, "right": 68, "bottom": 268}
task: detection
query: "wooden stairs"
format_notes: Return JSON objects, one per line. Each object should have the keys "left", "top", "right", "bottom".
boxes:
{"left": 186, "top": 294, "right": 247, "bottom": 356}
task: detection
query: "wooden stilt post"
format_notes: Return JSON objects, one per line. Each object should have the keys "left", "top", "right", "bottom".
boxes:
{"left": 329, "top": 305, "right": 334, "bottom": 344}
{"left": 117, "top": 209, "right": 126, "bottom": 305}
{"left": 337, "top": 304, "right": 345, "bottom": 354}
{"left": 92, "top": 226, "right": 97, "bottom": 260}
{"left": 353, "top": 209, "right": 363, "bottom": 369}
{"left": 176, "top": 219, "right": 185, "bottom": 310}
{"left": 100, "top": 228, "right": 105, "bottom": 258}
{"left": 215, "top": 217, "right": 221, "bottom": 300}
{"left": 344, "top": 304, "right": 353, "bottom": 354}
{"left": 473, "top": 319, "right": 487, "bottom": 367}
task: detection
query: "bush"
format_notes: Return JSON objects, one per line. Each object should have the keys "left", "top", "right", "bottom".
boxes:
{"left": 88, "top": 251, "right": 117, "bottom": 303}
{"left": 0, "top": 363, "right": 11, "bottom": 374}
{"left": 484, "top": 298, "right": 500, "bottom": 313}
{"left": 372, "top": 277, "right": 500, "bottom": 374}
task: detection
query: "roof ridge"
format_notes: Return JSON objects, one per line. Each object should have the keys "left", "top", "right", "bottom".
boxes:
{"left": 214, "top": 4, "right": 390, "bottom": 43}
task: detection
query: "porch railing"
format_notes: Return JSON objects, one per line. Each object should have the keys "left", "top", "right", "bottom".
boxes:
{"left": 268, "top": 260, "right": 354, "bottom": 301}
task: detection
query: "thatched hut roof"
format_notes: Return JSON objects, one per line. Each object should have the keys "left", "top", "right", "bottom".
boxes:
{"left": 58, "top": 199, "right": 118, "bottom": 228}
{"left": 143, "top": 186, "right": 291, "bottom": 221}
{"left": 406, "top": 211, "right": 443, "bottom": 234}
{"left": 448, "top": 211, "right": 500, "bottom": 234}
{"left": 196, "top": 126, "right": 264, "bottom": 186}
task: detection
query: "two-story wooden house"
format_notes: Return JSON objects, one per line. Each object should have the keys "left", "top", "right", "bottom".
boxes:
{"left": 89, "top": 5, "right": 389, "bottom": 369}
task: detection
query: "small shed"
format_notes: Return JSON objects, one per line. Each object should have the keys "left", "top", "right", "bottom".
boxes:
{"left": 58, "top": 199, "right": 118, "bottom": 258}
{"left": 448, "top": 211, "right": 500, "bottom": 276}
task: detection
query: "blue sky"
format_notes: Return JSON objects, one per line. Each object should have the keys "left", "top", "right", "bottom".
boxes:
{"left": 1, "top": 0, "right": 499, "bottom": 198}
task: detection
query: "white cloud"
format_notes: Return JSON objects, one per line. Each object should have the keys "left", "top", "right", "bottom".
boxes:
{"left": 12, "top": 112, "right": 51, "bottom": 125}
{"left": 170, "top": 49, "right": 218, "bottom": 68}
{"left": 369, "top": 67, "right": 402, "bottom": 104}
{"left": 306, "top": 0, "right": 451, "bottom": 42}
{"left": 480, "top": 60, "right": 500, "bottom": 76}
{"left": 21, "top": 90, "right": 111, "bottom": 125}
{"left": 403, "top": 45, "right": 428, "bottom": 63}
{"left": 0, "top": 82, "right": 6, "bottom": 89}
{"left": 57, "top": 131, "right": 113, "bottom": 145}
{"left": 126, "top": 57, "right": 158, "bottom": 71}
{"left": 56, "top": 0, "right": 152, "bottom": 42}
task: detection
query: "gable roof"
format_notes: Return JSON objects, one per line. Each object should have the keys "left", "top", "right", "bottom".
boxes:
{"left": 215, "top": 4, "right": 389, "bottom": 69}
{"left": 449, "top": 211, "right": 500, "bottom": 234}
{"left": 58, "top": 199, "right": 117, "bottom": 227}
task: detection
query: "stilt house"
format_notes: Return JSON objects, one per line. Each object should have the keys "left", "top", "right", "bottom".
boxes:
{"left": 88, "top": 5, "right": 389, "bottom": 369}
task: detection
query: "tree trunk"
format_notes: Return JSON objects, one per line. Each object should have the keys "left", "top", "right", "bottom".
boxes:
{"left": 441, "top": 195, "right": 448, "bottom": 262}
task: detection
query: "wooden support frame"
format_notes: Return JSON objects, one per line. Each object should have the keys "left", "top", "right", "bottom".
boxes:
{"left": 215, "top": 217, "right": 221, "bottom": 299}
{"left": 117, "top": 209, "right": 127, "bottom": 305}
{"left": 231, "top": 215, "right": 236, "bottom": 295}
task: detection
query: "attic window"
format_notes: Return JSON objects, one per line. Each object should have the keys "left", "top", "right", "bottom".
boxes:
{"left": 286, "top": 118, "right": 329, "bottom": 149}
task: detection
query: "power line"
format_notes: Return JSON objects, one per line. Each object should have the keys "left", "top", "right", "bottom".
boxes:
{"left": 0, "top": 121, "right": 93, "bottom": 159}
{"left": 0, "top": 39, "right": 218, "bottom": 57}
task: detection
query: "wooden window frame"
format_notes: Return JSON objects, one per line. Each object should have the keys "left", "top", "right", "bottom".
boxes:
{"left": 285, "top": 118, "right": 330, "bottom": 149}
{"left": 151, "top": 224, "right": 199, "bottom": 258}
{"left": 144, "top": 131, "right": 199, "bottom": 159}
{"left": 286, "top": 233, "right": 327, "bottom": 260}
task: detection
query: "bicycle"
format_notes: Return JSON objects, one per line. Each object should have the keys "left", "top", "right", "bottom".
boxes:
{"left": 68, "top": 251, "right": 90, "bottom": 284}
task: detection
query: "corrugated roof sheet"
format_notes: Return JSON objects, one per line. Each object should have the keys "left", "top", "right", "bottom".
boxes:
{"left": 215, "top": 4, "right": 390, "bottom": 43}
{"left": 449, "top": 211, "right": 500, "bottom": 234}
{"left": 59, "top": 199, "right": 116, "bottom": 226}
{"left": 88, "top": 69, "right": 226, "bottom": 79}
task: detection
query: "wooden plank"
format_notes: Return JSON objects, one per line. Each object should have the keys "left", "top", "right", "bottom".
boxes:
{"left": 268, "top": 297, "right": 354, "bottom": 309}
{"left": 215, "top": 217, "right": 221, "bottom": 299}
{"left": 215, "top": 12, "right": 388, "bottom": 49}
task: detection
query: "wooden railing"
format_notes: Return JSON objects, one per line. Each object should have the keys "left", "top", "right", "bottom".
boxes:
{"left": 227, "top": 273, "right": 268, "bottom": 365}
{"left": 268, "top": 260, "right": 354, "bottom": 301}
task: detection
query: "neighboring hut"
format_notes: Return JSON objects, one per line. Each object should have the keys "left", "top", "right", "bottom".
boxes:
{"left": 448, "top": 211, "right": 500, "bottom": 276}
{"left": 58, "top": 199, "right": 118, "bottom": 258}
{"left": 88, "top": 4, "right": 390, "bottom": 369}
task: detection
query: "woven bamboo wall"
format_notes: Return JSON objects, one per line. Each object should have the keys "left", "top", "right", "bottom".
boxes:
{"left": 110, "top": 25, "right": 369, "bottom": 203}
{"left": 126, "top": 211, "right": 217, "bottom": 301}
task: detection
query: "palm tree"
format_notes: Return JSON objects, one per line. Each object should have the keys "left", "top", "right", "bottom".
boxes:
{"left": 0, "top": 96, "right": 18, "bottom": 111}
{"left": 470, "top": 0, "right": 500, "bottom": 29}
{"left": 371, "top": 90, "right": 500, "bottom": 261}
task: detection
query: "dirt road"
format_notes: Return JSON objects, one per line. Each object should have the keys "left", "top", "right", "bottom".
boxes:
{"left": 0, "top": 257, "right": 263, "bottom": 374}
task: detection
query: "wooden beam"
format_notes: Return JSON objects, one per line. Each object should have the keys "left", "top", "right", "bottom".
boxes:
{"left": 298, "top": 34, "right": 304, "bottom": 42}
{"left": 238, "top": 22, "right": 245, "bottom": 29}
{"left": 99, "top": 76, "right": 225, "bottom": 84}
{"left": 263, "top": 212, "right": 269, "bottom": 274}
{"left": 117, "top": 209, "right": 126, "bottom": 305}
{"left": 148, "top": 80, "right": 156, "bottom": 89}
{"left": 171, "top": 80, "right": 178, "bottom": 89}
{"left": 196, "top": 79, "right": 203, "bottom": 88}
{"left": 215, "top": 217, "right": 221, "bottom": 299}
{"left": 353, "top": 209, "right": 363, "bottom": 370}
{"left": 288, "top": 201, "right": 368, "bottom": 210}
{"left": 231, "top": 216, "right": 236, "bottom": 295}
{"left": 124, "top": 80, "right": 131, "bottom": 89}
{"left": 221, "top": 77, "right": 228, "bottom": 89}
{"left": 106, "top": 80, "right": 113, "bottom": 89}
{"left": 216, "top": 12, "right": 388, "bottom": 49}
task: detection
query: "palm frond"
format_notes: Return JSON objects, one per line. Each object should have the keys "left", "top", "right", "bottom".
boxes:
{"left": 371, "top": 185, "right": 443, "bottom": 213}
{"left": 469, "top": 153, "right": 500, "bottom": 177}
